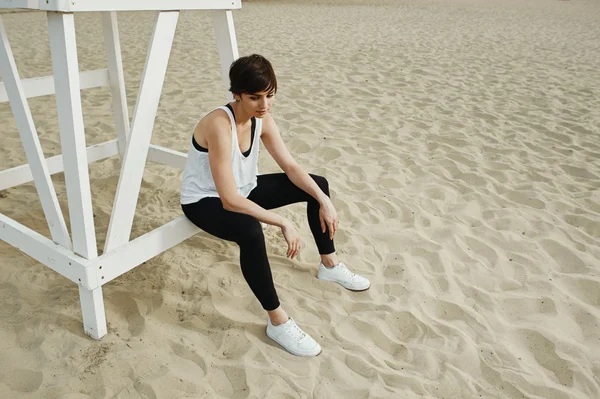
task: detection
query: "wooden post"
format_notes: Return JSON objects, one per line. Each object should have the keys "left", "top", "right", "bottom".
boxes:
{"left": 212, "top": 10, "right": 239, "bottom": 102}
{"left": 48, "top": 12, "right": 105, "bottom": 339}
{"left": 102, "top": 11, "right": 130, "bottom": 161}
{"left": 0, "top": 16, "right": 71, "bottom": 249}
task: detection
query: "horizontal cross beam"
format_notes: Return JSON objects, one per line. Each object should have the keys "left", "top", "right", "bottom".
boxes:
{"left": 91, "top": 216, "right": 200, "bottom": 285}
{"left": 0, "top": 141, "right": 188, "bottom": 191}
{"left": 0, "top": 212, "right": 200, "bottom": 290}
{"left": 0, "top": 213, "right": 98, "bottom": 289}
{"left": 0, "top": 69, "right": 109, "bottom": 103}
{"left": 0, "top": 0, "right": 242, "bottom": 12}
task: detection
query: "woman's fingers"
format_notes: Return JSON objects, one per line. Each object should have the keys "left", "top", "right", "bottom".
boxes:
{"left": 320, "top": 214, "right": 326, "bottom": 233}
{"left": 287, "top": 238, "right": 300, "bottom": 259}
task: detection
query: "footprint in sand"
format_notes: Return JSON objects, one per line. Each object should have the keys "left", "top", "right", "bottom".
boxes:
{"left": 464, "top": 236, "right": 498, "bottom": 264}
{"left": 336, "top": 318, "right": 409, "bottom": 362}
{"left": 206, "top": 365, "right": 250, "bottom": 397}
{"left": 504, "top": 189, "right": 546, "bottom": 209}
{"left": 382, "top": 254, "right": 404, "bottom": 280}
{"left": 500, "top": 297, "right": 557, "bottom": 321}
{"left": 344, "top": 353, "right": 377, "bottom": 379}
{"left": 456, "top": 172, "right": 489, "bottom": 188}
{"left": 539, "top": 239, "right": 588, "bottom": 274}
{"left": 314, "top": 146, "right": 342, "bottom": 160}
{"left": 108, "top": 291, "right": 146, "bottom": 337}
{"left": 289, "top": 140, "right": 311, "bottom": 154}
{"left": 517, "top": 329, "right": 574, "bottom": 387}
{"left": 385, "top": 310, "right": 437, "bottom": 342}
{"left": 169, "top": 340, "right": 207, "bottom": 374}
{"left": 1, "top": 368, "right": 43, "bottom": 393}
{"left": 560, "top": 277, "right": 600, "bottom": 308}
{"left": 0, "top": 282, "right": 21, "bottom": 317}
{"left": 563, "top": 214, "right": 600, "bottom": 238}
{"left": 369, "top": 198, "right": 402, "bottom": 221}
{"left": 560, "top": 165, "right": 599, "bottom": 180}
{"left": 408, "top": 247, "right": 444, "bottom": 274}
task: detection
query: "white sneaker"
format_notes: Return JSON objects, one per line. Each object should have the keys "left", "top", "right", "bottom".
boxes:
{"left": 317, "top": 262, "right": 370, "bottom": 291}
{"left": 266, "top": 317, "right": 322, "bottom": 357}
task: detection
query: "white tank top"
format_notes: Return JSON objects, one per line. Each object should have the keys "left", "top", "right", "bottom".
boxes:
{"left": 180, "top": 105, "right": 262, "bottom": 205}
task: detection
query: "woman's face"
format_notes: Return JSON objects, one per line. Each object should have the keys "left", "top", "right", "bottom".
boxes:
{"left": 237, "top": 90, "right": 275, "bottom": 118}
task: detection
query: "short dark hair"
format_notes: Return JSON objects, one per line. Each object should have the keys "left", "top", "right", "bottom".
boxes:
{"left": 229, "top": 54, "right": 277, "bottom": 96}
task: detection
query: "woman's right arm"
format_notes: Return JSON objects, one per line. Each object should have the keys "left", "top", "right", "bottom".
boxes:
{"left": 206, "top": 115, "right": 302, "bottom": 258}
{"left": 206, "top": 115, "right": 286, "bottom": 228}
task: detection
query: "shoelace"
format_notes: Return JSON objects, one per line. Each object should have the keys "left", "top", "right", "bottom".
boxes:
{"left": 285, "top": 320, "right": 306, "bottom": 341}
{"left": 337, "top": 263, "right": 356, "bottom": 279}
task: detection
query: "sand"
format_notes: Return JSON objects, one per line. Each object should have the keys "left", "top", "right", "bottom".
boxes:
{"left": 0, "top": 0, "right": 599, "bottom": 397}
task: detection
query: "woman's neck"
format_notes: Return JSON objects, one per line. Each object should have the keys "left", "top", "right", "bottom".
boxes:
{"left": 230, "top": 101, "right": 252, "bottom": 125}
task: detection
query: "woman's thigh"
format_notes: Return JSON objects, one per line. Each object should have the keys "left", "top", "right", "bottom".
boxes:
{"left": 247, "top": 173, "right": 327, "bottom": 210}
{"left": 182, "top": 197, "right": 262, "bottom": 243}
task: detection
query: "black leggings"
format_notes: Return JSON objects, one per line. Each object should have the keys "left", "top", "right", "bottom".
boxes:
{"left": 181, "top": 173, "right": 335, "bottom": 311}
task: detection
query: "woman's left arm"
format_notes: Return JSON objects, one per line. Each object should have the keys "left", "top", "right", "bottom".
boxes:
{"left": 261, "top": 114, "right": 339, "bottom": 239}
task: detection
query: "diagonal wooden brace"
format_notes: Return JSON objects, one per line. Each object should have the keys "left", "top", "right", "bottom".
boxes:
{"left": 104, "top": 11, "right": 179, "bottom": 254}
{"left": 0, "top": 16, "right": 71, "bottom": 249}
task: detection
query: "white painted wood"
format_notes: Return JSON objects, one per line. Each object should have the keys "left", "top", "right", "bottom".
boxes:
{"left": 0, "top": 0, "right": 38, "bottom": 9}
{"left": 0, "top": 139, "right": 118, "bottom": 191}
{"left": 148, "top": 144, "right": 187, "bottom": 169}
{"left": 0, "top": 213, "right": 98, "bottom": 289}
{"left": 39, "top": 0, "right": 241, "bottom": 12}
{"left": 1, "top": 1, "right": 242, "bottom": 342}
{"left": 47, "top": 12, "right": 98, "bottom": 259}
{"left": 79, "top": 286, "right": 107, "bottom": 339}
{"left": 212, "top": 10, "right": 238, "bottom": 102}
{"left": 0, "top": 69, "right": 109, "bottom": 103}
{"left": 94, "top": 216, "right": 199, "bottom": 284}
{"left": 48, "top": 12, "right": 106, "bottom": 339}
{"left": 0, "top": 16, "right": 71, "bottom": 249}
{"left": 104, "top": 11, "right": 179, "bottom": 254}
{"left": 102, "top": 12, "right": 130, "bottom": 160}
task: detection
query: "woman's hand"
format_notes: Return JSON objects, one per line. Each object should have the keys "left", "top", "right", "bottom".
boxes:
{"left": 280, "top": 220, "right": 301, "bottom": 259}
{"left": 319, "top": 197, "right": 339, "bottom": 240}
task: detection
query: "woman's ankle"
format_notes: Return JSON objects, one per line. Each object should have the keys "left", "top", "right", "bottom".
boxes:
{"left": 320, "top": 252, "right": 339, "bottom": 268}
{"left": 267, "top": 306, "right": 289, "bottom": 326}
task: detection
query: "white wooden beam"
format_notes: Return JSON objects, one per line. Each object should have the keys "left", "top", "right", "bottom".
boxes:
{"left": 0, "top": 139, "right": 119, "bottom": 191}
{"left": 38, "top": 0, "right": 241, "bottom": 12}
{"left": 101, "top": 12, "right": 130, "bottom": 160}
{"left": 48, "top": 12, "right": 107, "bottom": 339}
{"left": 212, "top": 10, "right": 238, "bottom": 102}
{"left": 47, "top": 12, "right": 106, "bottom": 339}
{"left": 104, "top": 11, "right": 179, "bottom": 254}
{"left": 0, "top": 69, "right": 110, "bottom": 103}
{"left": 93, "top": 216, "right": 199, "bottom": 284}
{"left": 0, "top": 0, "right": 38, "bottom": 9}
{"left": 0, "top": 213, "right": 98, "bottom": 290}
{"left": 147, "top": 144, "right": 187, "bottom": 169}
{"left": 47, "top": 12, "right": 98, "bottom": 260}
{"left": 0, "top": 16, "right": 71, "bottom": 249}
{"left": 79, "top": 286, "right": 106, "bottom": 339}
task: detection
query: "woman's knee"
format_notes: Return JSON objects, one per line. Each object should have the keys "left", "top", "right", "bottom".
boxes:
{"left": 235, "top": 218, "right": 265, "bottom": 244}
{"left": 310, "top": 174, "right": 330, "bottom": 196}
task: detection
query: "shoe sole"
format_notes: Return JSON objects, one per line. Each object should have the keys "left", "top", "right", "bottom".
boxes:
{"left": 346, "top": 285, "right": 370, "bottom": 292}
{"left": 266, "top": 329, "right": 322, "bottom": 357}
{"left": 318, "top": 276, "right": 371, "bottom": 292}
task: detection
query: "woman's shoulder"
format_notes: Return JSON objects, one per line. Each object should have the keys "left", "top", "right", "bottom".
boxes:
{"left": 194, "top": 107, "right": 232, "bottom": 138}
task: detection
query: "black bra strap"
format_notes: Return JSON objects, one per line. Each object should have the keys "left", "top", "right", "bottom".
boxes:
{"left": 191, "top": 104, "right": 256, "bottom": 156}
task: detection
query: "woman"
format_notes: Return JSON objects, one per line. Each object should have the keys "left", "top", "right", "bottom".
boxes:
{"left": 181, "top": 54, "right": 370, "bottom": 357}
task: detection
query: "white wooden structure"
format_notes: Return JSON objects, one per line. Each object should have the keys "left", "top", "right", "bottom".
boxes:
{"left": 0, "top": 0, "right": 241, "bottom": 339}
